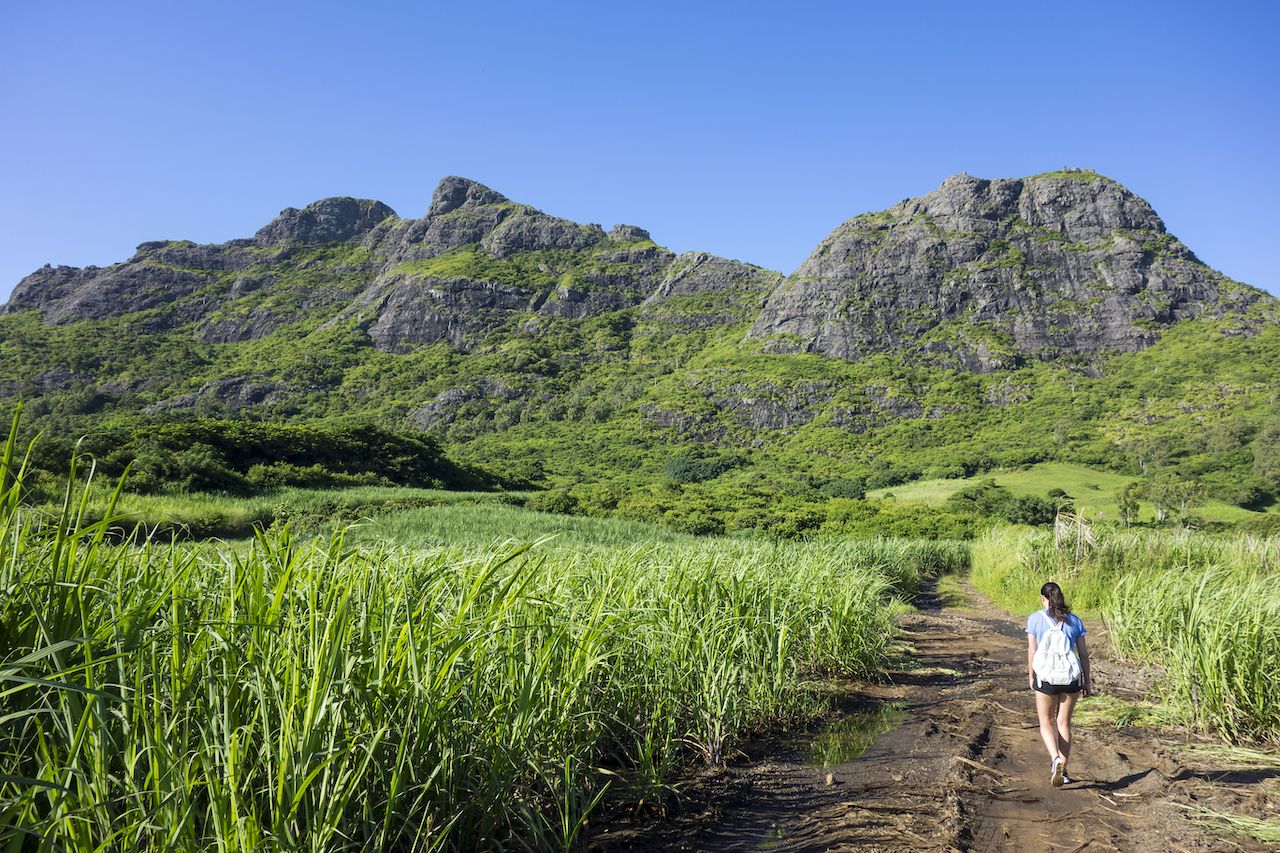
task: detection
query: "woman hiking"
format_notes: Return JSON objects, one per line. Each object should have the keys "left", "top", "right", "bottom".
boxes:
{"left": 1027, "top": 581, "right": 1092, "bottom": 787}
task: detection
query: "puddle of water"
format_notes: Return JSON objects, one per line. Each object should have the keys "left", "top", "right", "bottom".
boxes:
{"left": 806, "top": 703, "right": 907, "bottom": 768}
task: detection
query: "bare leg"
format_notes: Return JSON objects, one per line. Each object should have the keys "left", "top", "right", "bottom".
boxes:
{"left": 1035, "top": 691, "right": 1060, "bottom": 762}
{"left": 1056, "top": 691, "right": 1078, "bottom": 764}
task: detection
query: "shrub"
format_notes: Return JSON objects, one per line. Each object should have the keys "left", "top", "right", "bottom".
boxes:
{"left": 664, "top": 450, "right": 741, "bottom": 484}
{"left": 569, "top": 483, "right": 622, "bottom": 517}
{"left": 821, "top": 499, "right": 977, "bottom": 540}
{"left": 1238, "top": 514, "right": 1280, "bottom": 536}
{"left": 947, "top": 480, "right": 1056, "bottom": 526}
{"left": 62, "top": 418, "right": 502, "bottom": 494}
{"left": 246, "top": 462, "right": 389, "bottom": 490}
{"left": 865, "top": 467, "right": 916, "bottom": 490}
{"left": 662, "top": 508, "right": 725, "bottom": 536}
{"left": 1004, "top": 494, "right": 1057, "bottom": 526}
{"left": 525, "top": 487, "right": 579, "bottom": 515}
{"left": 820, "top": 477, "right": 867, "bottom": 500}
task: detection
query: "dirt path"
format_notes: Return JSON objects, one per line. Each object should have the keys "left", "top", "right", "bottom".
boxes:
{"left": 592, "top": 581, "right": 1279, "bottom": 852}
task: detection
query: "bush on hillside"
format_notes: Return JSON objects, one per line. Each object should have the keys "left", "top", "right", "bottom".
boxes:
{"left": 1005, "top": 494, "right": 1057, "bottom": 526}
{"left": 865, "top": 464, "right": 920, "bottom": 490}
{"left": 947, "top": 480, "right": 1057, "bottom": 526}
{"left": 820, "top": 499, "right": 977, "bottom": 539}
{"left": 525, "top": 487, "right": 579, "bottom": 515}
{"left": 820, "top": 477, "right": 867, "bottom": 499}
{"left": 569, "top": 483, "right": 622, "bottom": 517}
{"left": 246, "top": 462, "right": 389, "bottom": 491}
{"left": 664, "top": 450, "right": 743, "bottom": 484}
{"left": 47, "top": 418, "right": 500, "bottom": 494}
{"left": 728, "top": 506, "right": 825, "bottom": 539}
{"left": 662, "top": 507, "right": 725, "bottom": 536}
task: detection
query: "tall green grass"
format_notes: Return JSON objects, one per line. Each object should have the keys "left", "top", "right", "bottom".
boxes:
{"left": 348, "top": 502, "right": 970, "bottom": 594}
{"left": 972, "top": 524, "right": 1280, "bottom": 745}
{"left": 0, "top": 420, "right": 960, "bottom": 849}
{"left": 1108, "top": 566, "right": 1280, "bottom": 744}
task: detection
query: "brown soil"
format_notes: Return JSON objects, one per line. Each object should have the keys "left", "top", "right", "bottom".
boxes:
{"left": 590, "top": 581, "right": 1280, "bottom": 852}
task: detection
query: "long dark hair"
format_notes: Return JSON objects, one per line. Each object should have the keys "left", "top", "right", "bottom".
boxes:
{"left": 1041, "top": 581, "right": 1071, "bottom": 624}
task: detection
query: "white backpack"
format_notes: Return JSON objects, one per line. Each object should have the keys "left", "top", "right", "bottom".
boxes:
{"left": 1033, "top": 616, "right": 1082, "bottom": 685}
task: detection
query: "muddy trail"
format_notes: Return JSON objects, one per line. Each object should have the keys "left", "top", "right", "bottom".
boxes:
{"left": 592, "top": 581, "right": 1280, "bottom": 852}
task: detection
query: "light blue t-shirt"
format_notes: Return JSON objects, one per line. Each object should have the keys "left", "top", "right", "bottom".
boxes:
{"left": 1026, "top": 609, "right": 1086, "bottom": 648}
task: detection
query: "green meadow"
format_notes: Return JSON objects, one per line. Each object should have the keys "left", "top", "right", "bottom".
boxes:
{"left": 867, "top": 461, "right": 1267, "bottom": 524}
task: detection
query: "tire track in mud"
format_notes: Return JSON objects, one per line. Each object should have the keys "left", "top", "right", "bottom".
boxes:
{"left": 592, "top": 581, "right": 1279, "bottom": 852}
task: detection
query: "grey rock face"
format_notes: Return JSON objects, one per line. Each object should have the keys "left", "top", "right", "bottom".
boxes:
{"left": 410, "top": 376, "right": 538, "bottom": 429}
{"left": 198, "top": 309, "right": 285, "bottom": 343}
{"left": 6, "top": 170, "right": 1269, "bottom": 374}
{"left": 642, "top": 253, "right": 782, "bottom": 327}
{"left": 984, "top": 378, "right": 1034, "bottom": 408}
{"left": 748, "top": 170, "right": 1265, "bottom": 369}
{"left": 146, "top": 375, "right": 300, "bottom": 413}
{"left": 0, "top": 369, "right": 86, "bottom": 398}
{"left": 255, "top": 198, "right": 396, "bottom": 246}
{"left": 481, "top": 209, "right": 606, "bottom": 258}
{"left": 637, "top": 403, "right": 727, "bottom": 443}
{"left": 608, "top": 224, "right": 650, "bottom": 242}
{"left": 333, "top": 194, "right": 690, "bottom": 349}
{"left": 713, "top": 381, "right": 835, "bottom": 430}
{"left": 536, "top": 244, "right": 676, "bottom": 320}
{"left": 3, "top": 262, "right": 213, "bottom": 325}
{"left": 428, "top": 176, "right": 509, "bottom": 217}
{"left": 350, "top": 275, "right": 539, "bottom": 352}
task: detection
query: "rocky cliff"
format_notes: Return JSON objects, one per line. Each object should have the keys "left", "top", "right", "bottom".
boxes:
{"left": 748, "top": 170, "right": 1266, "bottom": 370}
{"left": 3, "top": 176, "right": 777, "bottom": 351}
{"left": 3, "top": 171, "right": 1273, "bottom": 370}
{"left": 2, "top": 170, "right": 1278, "bottom": 504}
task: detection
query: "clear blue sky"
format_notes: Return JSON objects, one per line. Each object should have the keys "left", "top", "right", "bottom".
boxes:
{"left": 2, "top": 1, "right": 1277, "bottom": 299}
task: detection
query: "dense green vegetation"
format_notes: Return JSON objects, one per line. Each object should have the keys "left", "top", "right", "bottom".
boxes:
{"left": 0, "top": 427, "right": 968, "bottom": 850}
{"left": 972, "top": 526, "right": 1280, "bottom": 745}
{"left": 3, "top": 170, "right": 1279, "bottom": 539}
{"left": 33, "top": 482, "right": 526, "bottom": 540}
{"left": 18, "top": 416, "right": 507, "bottom": 495}
{"left": 4, "top": 310, "right": 1277, "bottom": 536}
{"left": 868, "top": 461, "right": 1276, "bottom": 528}
{"left": 2, "top": 222, "right": 1278, "bottom": 536}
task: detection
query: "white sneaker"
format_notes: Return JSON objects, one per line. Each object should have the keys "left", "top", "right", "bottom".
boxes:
{"left": 1051, "top": 756, "right": 1065, "bottom": 787}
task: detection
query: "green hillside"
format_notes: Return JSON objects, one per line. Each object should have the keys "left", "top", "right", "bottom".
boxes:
{"left": 868, "top": 461, "right": 1268, "bottom": 524}
{"left": 2, "top": 173, "right": 1279, "bottom": 536}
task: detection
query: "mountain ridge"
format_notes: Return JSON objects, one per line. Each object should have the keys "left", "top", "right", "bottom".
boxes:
{"left": 749, "top": 169, "right": 1269, "bottom": 370}
{"left": 1, "top": 169, "right": 1277, "bottom": 530}
{"left": 3, "top": 175, "right": 782, "bottom": 346}
{"left": 7, "top": 170, "right": 1272, "bottom": 358}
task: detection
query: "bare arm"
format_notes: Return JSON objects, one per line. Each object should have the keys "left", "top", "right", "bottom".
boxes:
{"left": 1027, "top": 634, "right": 1037, "bottom": 689}
{"left": 1078, "top": 636, "right": 1092, "bottom": 696}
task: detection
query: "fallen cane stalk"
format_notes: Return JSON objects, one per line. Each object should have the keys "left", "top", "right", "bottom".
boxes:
{"left": 951, "top": 755, "right": 1007, "bottom": 778}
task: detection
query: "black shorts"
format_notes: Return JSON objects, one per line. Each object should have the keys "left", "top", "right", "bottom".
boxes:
{"left": 1033, "top": 675, "right": 1082, "bottom": 695}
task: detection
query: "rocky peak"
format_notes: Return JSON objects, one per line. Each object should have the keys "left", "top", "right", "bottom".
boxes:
{"left": 479, "top": 208, "right": 606, "bottom": 258}
{"left": 254, "top": 197, "right": 396, "bottom": 246}
{"left": 907, "top": 170, "right": 1165, "bottom": 242}
{"left": 609, "top": 224, "right": 651, "bottom": 242}
{"left": 427, "top": 177, "right": 509, "bottom": 217}
{"left": 748, "top": 170, "right": 1262, "bottom": 370}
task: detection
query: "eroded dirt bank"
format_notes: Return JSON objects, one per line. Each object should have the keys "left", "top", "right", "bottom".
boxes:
{"left": 591, "top": 581, "right": 1279, "bottom": 852}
